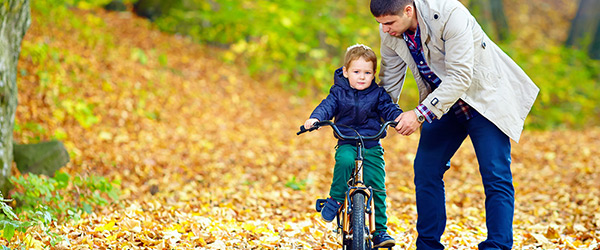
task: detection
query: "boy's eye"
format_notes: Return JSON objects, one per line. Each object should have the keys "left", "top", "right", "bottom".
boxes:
{"left": 353, "top": 71, "right": 359, "bottom": 73}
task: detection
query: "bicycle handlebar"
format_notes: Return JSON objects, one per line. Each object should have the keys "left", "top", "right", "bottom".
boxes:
{"left": 297, "top": 120, "right": 398, "bottom": 141}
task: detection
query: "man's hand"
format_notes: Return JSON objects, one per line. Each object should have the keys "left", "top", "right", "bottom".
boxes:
{"left": 394, "top": 111, "right": 421, "bottom": 136}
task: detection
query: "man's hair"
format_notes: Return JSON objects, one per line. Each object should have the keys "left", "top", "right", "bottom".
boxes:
{"left": 344, "top": 44, "right": 377, "bottom": 72}
{"left": 370, "top": 0, "right": 414, "bottom": 17}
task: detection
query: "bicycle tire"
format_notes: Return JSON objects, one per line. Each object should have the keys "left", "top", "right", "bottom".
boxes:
{"left": 351, "top": 193, "right": 368, "bottom": 250}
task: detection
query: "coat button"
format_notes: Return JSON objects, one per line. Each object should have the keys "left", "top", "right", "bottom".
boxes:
{"left": 482, "top": 42, "right": 487, "bottom": 49}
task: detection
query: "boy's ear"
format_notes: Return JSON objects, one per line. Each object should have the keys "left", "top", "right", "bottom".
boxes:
{"left": 342, "top": 66, "right": 348, "bottom": 78}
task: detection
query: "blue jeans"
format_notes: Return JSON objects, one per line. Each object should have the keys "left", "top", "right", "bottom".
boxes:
{"left": 414, "top": 113, "right": 514, "bottom": 250}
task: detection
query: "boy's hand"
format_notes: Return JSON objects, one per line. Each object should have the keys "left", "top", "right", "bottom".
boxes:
{"left": 304, "top": 118, "right": 320, "bottom": 129}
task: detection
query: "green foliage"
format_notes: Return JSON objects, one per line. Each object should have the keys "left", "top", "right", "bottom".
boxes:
{"left": 60, "top": 99, "right": 101, "bottom": 128}
{"left": 149, "top": 0, "right": 599, "bottom": 130}
{"left": 131, "top": 47, "right": 148, "bottom": 65}
{"left": 13, "top": 122, "right": 46, "bottom": 143}
{"left": 10, "top": 172, "right": 120, "bottom": 222}
{"left": 285, "top": 175, "right": 311, "bottom": 191}
{"left": 154, "top": 0, "right": 378, "bottom": 93}
{"left": 27, "top": 0, "right": 600, "bottom": 132}
{"left": 21, "top": 40, "right": 102, "bottom": 129}
{"left": 501, "top": 43, "right": 600, "bottom": 129}
{"left": 0, "top": 194, "right": 31, "bottom": 242}
{"left": 31, "top": 0, "right": 115, "bottom": 22}
{"left": 31, "top": 0, "right": 130, "bottom": 10}
{"left": 1, "top": 172, "right": 120, "bottom": 244}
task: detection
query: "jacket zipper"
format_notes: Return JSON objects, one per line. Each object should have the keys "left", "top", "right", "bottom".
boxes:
{"left": 354, "top": 90, "right": 359, "bottom": 124}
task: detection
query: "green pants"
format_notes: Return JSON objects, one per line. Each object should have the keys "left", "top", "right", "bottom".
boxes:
{"left": 329, "top": 144, "right": 388, "bottom": 233}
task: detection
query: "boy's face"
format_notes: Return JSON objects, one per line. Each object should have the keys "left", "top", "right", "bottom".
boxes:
{"left": 375, "top": 5, "right": 415, "bottom": 37}
{"left": 343, "top": 57, "right": 375, "bottom": 91}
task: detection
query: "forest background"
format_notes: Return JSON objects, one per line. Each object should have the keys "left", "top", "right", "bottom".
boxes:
{"left": 0, "top": 0, "right": 599, "bottom": 249}
{"left": 145, "top": 0, "right": 600, "bottom": 129}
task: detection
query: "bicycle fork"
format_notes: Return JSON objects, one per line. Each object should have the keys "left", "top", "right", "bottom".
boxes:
{"left": 341, "top": 159, "right": 377, "bottom": 236}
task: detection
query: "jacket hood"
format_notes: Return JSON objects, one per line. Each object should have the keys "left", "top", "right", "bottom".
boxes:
{"left": 333, "top": 67, "right": 378, "bottom": 93}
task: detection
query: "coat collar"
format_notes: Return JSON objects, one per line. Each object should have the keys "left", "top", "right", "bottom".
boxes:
{"left": 380, "top": 0, "right": 432, "bottom": 60}
{"left": 414, "top": 0, "right": 431, "bottom": 46}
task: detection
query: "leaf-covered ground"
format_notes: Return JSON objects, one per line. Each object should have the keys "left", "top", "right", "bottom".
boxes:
{"left": 6, "top": 7, "right": 600, "bottom": 249}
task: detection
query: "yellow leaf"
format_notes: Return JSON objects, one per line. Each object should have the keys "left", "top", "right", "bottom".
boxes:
{"left": 242, "top": 222, "right": 256, "bottom": 232}
{"left": 98, "top": 131, "right": 113, "bottom": 141}
{"left": 24, "top": 234, "right": 45, "bottom": 249}
{"left": 95, "top": 220, "right": 118, "bottom": 231}
{"left": 313, "top": 229, "right": 323, "bottom": 238}
{"left": 106, "top": 233, "right": 118, "bottom": 241}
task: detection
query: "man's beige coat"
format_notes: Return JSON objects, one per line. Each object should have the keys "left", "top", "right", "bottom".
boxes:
{"left": 378, "top": 0, "right": 539, "bottom": 142}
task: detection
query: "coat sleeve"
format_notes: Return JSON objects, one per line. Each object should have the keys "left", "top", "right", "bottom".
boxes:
{"left": 309, "top": 86, "right": 339, "bottom": 121}
{"left": 377, "top": 88, "right": 404, "bottom": 122}
{"left": 379, "top": 26, "right": 408, "bottom": 104}
{"left": 421, "top": 7, "right": 474, "bottom": 117}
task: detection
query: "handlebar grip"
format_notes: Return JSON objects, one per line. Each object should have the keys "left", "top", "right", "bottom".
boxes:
{"left": 297, "top": 125, "right": 308, "bottom": 135}
{"left": 297, "top": 122, "right": 323, "bottom": 135}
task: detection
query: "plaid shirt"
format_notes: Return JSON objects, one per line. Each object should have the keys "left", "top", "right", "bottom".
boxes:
{"left": 403, "top": 26, "right": 477, "bottom": 123}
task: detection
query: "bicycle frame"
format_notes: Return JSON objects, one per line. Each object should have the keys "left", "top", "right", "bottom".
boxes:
{"left": 341, "top": 139, "right": 376, "bottom": 236}
{"left": 298, "top": 120, "right": 397, "bottom": 249}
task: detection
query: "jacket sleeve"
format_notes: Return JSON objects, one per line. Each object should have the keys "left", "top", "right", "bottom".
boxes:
{"left": 421, "top": 7, "right": 474, "bottom": 117}
{"left": 379, "top": 26, "right": 408, "bottom": 104}
{"left": 309, "top": 86, "right": 339, "bottom": 121}
{"left": 377, "top": 88, "right": 403, "bottom": 122}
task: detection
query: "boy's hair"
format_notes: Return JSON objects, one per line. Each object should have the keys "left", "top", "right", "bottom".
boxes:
{"left": 370, "top": 0, "right": 414, "bottom": 17}
{"left": 344, "top": 44, "right": 377, "bottom": 72}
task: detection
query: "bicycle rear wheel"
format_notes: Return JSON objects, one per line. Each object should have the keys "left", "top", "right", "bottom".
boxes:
{"left": 351, "top": 193, "right": 369, "bottom": 250}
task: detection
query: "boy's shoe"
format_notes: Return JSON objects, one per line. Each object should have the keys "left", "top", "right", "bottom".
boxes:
{"left": 372, "top": 231, "right": 396, "bottom": 248}
{"left": 320, "top": 197, "right": 341, "bottom": 222}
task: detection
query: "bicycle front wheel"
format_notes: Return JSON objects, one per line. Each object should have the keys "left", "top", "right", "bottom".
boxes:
{"left": 351, "top": 193, "right": 369, "bottom": 250}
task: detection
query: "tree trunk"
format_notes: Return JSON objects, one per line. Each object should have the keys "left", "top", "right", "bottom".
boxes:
{"left": 133, "top": 0, "right": 177, "bottom": 21}
{"left": 469, "top": 0, "right": 509, "bottom": 42}
{"left": 590, "top": 21, "right": 600, "bottom": 60}
{"left": 565, "top": 0, "right": 600, "bottom": 53}
{"left": 0, "top": 0, "right": 31, "bottom": 195}
{"left": 489, "top": 0, "right": 509, "bottom": 41}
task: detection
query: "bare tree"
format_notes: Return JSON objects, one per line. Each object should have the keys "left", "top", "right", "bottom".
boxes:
{"left": 565, "top": 0, "right": 600, "bottom": 59}
{"left": 590, "top": 21, "right": 600, "bottom": 60}
{"left": 0, "top": 0, "right": 31, "bottom": 195}
{"left": 469, "top": 0, "right": 510, "bottom": 41}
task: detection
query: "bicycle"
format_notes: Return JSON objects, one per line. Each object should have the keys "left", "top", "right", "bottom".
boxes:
{"left": 297, "top": 120, "right": 397, "bottom": 250}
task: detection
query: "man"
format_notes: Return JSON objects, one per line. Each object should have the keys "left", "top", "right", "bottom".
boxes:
{"left": 369, "top": 0, "right": 539, "bottom": 249}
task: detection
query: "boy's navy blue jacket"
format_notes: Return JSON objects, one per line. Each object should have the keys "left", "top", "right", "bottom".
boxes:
{"left": 310, "top": 67, "right": 403, "bottom": 148}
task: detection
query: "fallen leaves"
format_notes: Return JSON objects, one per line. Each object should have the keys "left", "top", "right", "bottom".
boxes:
{"left": 4, "top": 5, "right": 600, "bottom": 250}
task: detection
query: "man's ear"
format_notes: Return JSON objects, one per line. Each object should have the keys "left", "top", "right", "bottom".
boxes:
{"left": 405, "top": 4, "right": 413, "bottom": 17}
{"left": 342, "top": 66, "right": 349, "bottom": 78}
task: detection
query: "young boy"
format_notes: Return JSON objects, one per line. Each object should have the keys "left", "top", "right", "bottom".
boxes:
{"left": 304, "top": 44, "right": 402, "bottom": 248}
